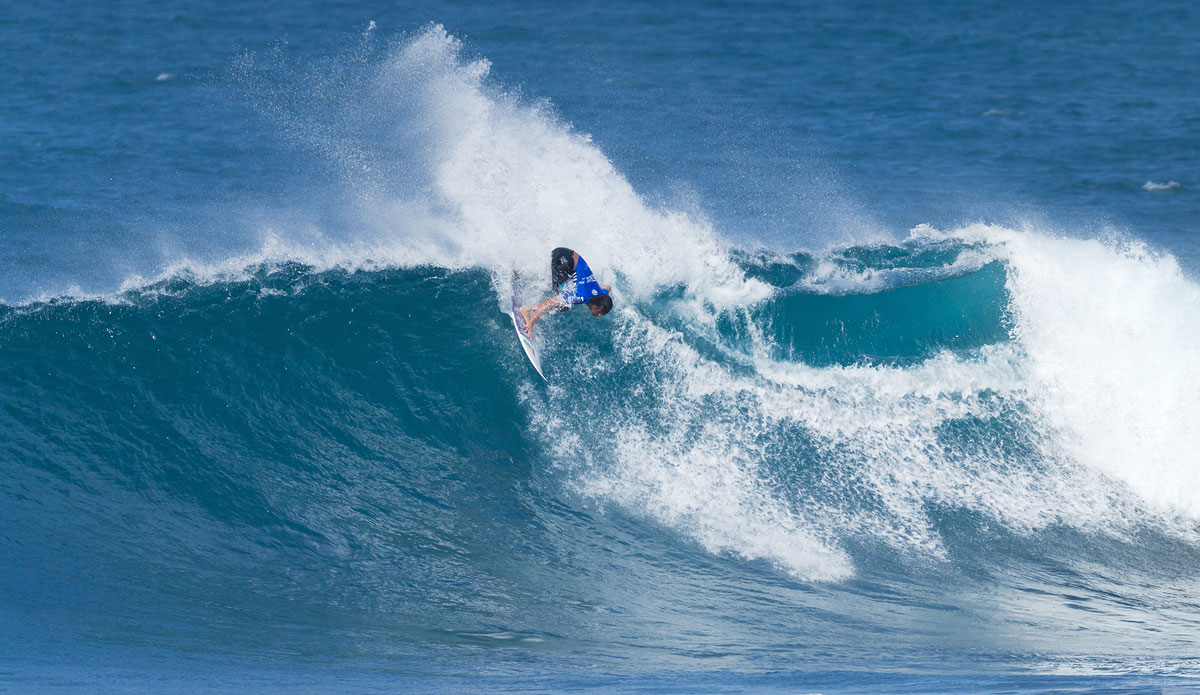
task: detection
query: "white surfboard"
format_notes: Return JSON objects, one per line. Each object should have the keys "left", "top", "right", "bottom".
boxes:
{"left": 510, "top": 272, "right": 546, "bottom": 380}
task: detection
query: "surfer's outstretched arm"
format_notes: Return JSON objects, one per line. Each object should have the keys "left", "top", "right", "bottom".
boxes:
{"left": 518, "top": 297, "right": 562, "bottom": 334}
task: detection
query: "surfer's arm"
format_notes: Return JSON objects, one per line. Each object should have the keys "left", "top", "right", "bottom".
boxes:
{"left": 520, "top": 296, "right": 563, "bottom": 331}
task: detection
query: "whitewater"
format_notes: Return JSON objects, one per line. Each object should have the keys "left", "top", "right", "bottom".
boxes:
{"left": 3, "top": 14, "right": 1200, "bottom": 695}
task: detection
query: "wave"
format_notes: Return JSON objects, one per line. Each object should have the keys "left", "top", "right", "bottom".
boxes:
{"left": 4, "top": 226, "right": 1199, "bottom": 587}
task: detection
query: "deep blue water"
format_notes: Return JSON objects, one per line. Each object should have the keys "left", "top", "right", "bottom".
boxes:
{"left": 3, "top": 1, "right": 1200, "bottom": 693}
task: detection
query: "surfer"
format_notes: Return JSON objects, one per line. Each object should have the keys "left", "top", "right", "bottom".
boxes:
{"left": 518, "top": 247, "right": 612, "bottom": 335}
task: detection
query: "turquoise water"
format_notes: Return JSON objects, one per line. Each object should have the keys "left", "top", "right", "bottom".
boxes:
{"left": 3, "top": 1, "right": 1200, "bottom": 692}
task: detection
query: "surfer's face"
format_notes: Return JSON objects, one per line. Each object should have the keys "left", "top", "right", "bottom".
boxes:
{"left": 589, "top": 304, "right": 606, "bottom": 317}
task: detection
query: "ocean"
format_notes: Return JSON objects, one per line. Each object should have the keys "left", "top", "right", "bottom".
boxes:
{"left": 2, "top": 1, "right": 1199, "bottom": 692}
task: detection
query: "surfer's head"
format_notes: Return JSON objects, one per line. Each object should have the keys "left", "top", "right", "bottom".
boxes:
{"left": 588, "top": 294, "right": 613, "bottom": 317}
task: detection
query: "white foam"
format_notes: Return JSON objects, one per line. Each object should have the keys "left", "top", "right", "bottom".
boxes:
{"left": 795, "top": 245, "right": 992, "bottom": 295}
{"left": 1142, "top": 180, "right": 1180, "bottom": 192}
{"left": 532, "top": 312, "right": 856, "bottom": 582}
{"left": 984, "top": 225, "right": 1200, "bottom": 520}
{"left": 533, "top": 300, "right": 1091, "bottom": 580}
{"left": 750, "top": 343, "right": 1141, "bottom": 542}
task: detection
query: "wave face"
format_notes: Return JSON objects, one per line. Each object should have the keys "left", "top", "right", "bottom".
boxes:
{"left": 4, "top": 24, "right": 1200, "bottom": 691}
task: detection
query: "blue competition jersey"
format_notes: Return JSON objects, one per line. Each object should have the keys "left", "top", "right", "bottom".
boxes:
{"left": 559, "top": 255, "right": 609, "bottom": 307}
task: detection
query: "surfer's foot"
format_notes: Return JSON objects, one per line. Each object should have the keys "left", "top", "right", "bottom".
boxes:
{"left": 518, "top": 306, "right": 533, "bottom": 326}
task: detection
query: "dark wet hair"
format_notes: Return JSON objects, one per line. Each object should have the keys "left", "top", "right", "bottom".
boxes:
{"left": 588, "top": 294, "right": 613, "bottom": 316}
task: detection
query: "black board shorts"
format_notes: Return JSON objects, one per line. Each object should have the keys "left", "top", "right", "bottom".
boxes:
{"left": 551, "top": 247, "right": 575, "bottom": 290}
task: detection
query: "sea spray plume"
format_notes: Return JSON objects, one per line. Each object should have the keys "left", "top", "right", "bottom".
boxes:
{"left": 230, "top": 25, "right": 769, "bottom": 310}
{"left": 395, "top": 26, "right": 769, "bottom": 308}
